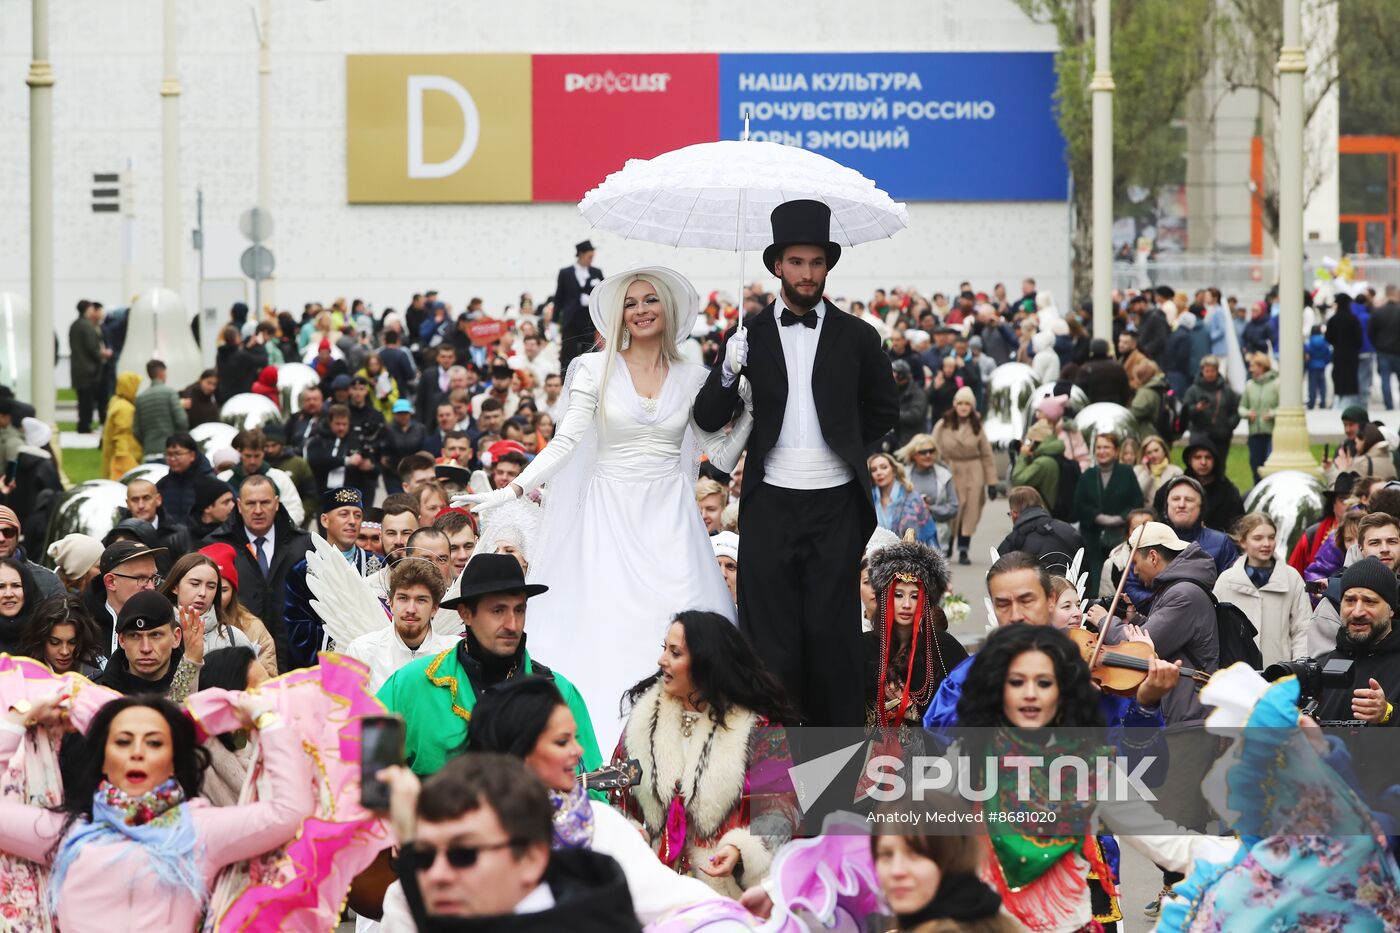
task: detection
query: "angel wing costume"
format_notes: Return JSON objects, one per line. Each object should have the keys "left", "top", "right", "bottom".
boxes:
{"left": 498, "top": 268, "right": 753, "bottom": 749}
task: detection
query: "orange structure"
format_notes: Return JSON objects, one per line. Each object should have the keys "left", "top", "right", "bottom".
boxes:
{"left": 1251, "top": 135, "right": 1400, "bottom": 257}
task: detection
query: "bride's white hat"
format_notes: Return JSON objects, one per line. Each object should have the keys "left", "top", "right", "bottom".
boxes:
{"left": 588, "top": 265, "right": 701, "bottom": 345}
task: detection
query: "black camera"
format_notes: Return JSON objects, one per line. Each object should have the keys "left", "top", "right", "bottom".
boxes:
{"left": 1264, "top": 657, "right": 1355, "bottom": 706}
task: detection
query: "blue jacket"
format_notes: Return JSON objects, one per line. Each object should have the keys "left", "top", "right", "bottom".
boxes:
{"left": 284, "top": 546, "right": 384, "bottom": 669}
{"left": 1125, "top": 523, "right": 1238, "bottom": 607}
{"left": 922, "top": 655, "right": 1167, "bottom": 772}
{"left": 1357, "top": 308, "right": 1375, "bottom": 354}
{"left": 922, "top": 650, "right": 1168, "bottom": 884}
{"left": 1305, "top": 334, "right": 1333, "bottom": 371}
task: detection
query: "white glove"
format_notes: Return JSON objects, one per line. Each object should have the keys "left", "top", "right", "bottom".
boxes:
{"left": 452, "top": 486, "right": 519, "bottom": 513}
{"left": 722, "top": 328, "right": 749, "bottom": 379}
{"left": 737, "top": 375, "right": 754, "bottom": 413}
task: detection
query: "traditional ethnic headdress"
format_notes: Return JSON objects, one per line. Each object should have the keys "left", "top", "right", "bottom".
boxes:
{"left": 867, "top": 533, "right": 953, "bottom": 727}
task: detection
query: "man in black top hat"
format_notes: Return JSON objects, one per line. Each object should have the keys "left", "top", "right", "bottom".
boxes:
{"left": 555, "top": 240, "right": 604, "bottom": 375}
{"left": 376, "top": 554, "right": 600, "bottom": 776}
{"left": 694, "top": 199, "right": 899, "bottom": 727}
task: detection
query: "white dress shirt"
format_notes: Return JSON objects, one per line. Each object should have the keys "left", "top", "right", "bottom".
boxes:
{"left": 342, "top": 626, "right": 457, "bottom": 693}
{"left": 244, "top": 525, "right": 277, "bottom": 560}
{"left": 764, "top": 297, "right": 854, "bottom": 489}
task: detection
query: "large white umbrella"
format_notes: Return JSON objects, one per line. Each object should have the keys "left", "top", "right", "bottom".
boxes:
{"left": 578, "top": 139, "right": 909, "bottom": 332}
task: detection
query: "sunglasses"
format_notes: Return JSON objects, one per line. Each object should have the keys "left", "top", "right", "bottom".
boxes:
{"left": 0, "top": 527, "right": 16, "bottom": 539}
{"left": 403, "top": 839, "right": 520, "bottom": 871}
{"left": 913, "top": 449, "right": 936, "bottom": 456}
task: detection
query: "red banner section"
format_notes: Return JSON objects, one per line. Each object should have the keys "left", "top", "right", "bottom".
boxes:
{"left": 467, "top": 319, "right": 511, "bottom": 346}
{"left": 531, "top": 54, "right": 719, "bottom": 202}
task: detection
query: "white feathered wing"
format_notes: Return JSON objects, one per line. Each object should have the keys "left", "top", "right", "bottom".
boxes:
{"left": 304, "top": 534, "right": 390, "bottom": 650}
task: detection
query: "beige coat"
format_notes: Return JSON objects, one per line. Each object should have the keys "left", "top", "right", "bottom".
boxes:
{"left": 1213, "top": 556, "right": 1310, "bottom": 668}
{"left": 933, "top": 419, "right": 997, "bottom": 542}
{"left": 235, "top": 605, "right": 279, "bottom": 677}
{"left": 1134, "top": 461, "right": 1184, "bottom": 504}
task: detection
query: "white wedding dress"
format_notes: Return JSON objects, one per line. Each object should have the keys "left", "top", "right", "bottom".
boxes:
{"left": 508, "top": 352, "right": 751, "bottom": 751}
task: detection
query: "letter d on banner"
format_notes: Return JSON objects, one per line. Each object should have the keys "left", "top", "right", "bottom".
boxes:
{"left": 407, "top": 75, "right": 480, "bottom": 179}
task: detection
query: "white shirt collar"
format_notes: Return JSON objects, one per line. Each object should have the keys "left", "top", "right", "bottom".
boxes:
{"left": 774, "top": 293, "right": 826, "bottom": 321}
{"left": 515, "top": 882, "right": 555, "bottom": 914}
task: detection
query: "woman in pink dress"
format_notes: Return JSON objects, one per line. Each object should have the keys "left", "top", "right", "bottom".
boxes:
{"left": 0, "top": 692, "right": 311, "bottom": 933}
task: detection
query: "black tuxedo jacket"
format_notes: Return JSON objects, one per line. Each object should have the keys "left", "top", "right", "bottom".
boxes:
{"left": 693, "top": 301, "right": 899, "bottom": 533}
{"left": 554, "top": 265, "right": 604, "bottom": 331}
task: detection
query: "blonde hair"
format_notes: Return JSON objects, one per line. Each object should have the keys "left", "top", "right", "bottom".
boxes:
{"left": 1246, "top": 352, "right": 1273, "bottom": 373}
{"left": 1119, "top": 436, "right": 1140, "bottom": 466}
{"left": 867, "top": 452, "right": 913, "bottom": 493}
{"left": 695, "top": 477, "right": 726, "bottom": 503}
{"left": 1140, "top": 435, "right": 1170, "bottom": 462}
{"left": 894, "top": 433, "right": 939, "bottom": 465}
{"left": 1231, "top": 511, "right": 1276, "bottom": 546}
{"left": 596, "top": 274, "right": 684, "bottom": 430}
{"left": 1050, "top": 575, "right": 1075, "bottom": 600}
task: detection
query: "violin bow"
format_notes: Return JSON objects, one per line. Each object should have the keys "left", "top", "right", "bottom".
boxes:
{"left": 1094, "top": 524, "right": 1145, "bottom": 670}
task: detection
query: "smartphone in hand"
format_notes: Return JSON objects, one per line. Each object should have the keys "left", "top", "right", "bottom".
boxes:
{"left": 360, "top": 714, "right": 405, "bottom": 811}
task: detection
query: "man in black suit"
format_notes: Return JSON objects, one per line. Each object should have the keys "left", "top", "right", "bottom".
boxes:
{"left": 200, "top": 473, "right": 312, "bottom": 670}
{"left": 693, "top": 200, "right": 899, "bottom": 727}
{"left": 415, "top": 343, "right": 458, "bottom": 422}
{"left": 554, "top": 240, "right": 604, "bottom": 375}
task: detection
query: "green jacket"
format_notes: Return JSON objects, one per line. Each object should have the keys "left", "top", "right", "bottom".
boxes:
{"left": 132, "top": 381, "right": 189, "bottom": 457}
{"left": 1010, "top": 437, "right": 1065, "bottom": 512}
{"left": 68, "top": 317, "right": 104, "bottom": 388}
{"left": 1073, "top": 462, "right": 1144, "bottom": 594}
{"left": 377, "top": 644, "right": 601, "bottom": 777}
{"left": 1239, "top": 369, "right": 1280, "bottom": 436}
{"left": 1129, "top": 374, "right": 1168, "bottom": 442}
{"left": 269, "top": 451, "right": 318, "bottom": 518}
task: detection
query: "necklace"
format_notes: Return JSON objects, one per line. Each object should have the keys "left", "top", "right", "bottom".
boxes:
{"left": 639, "top": 395, "right": 658, "bottom": 414}
{"left": 680, "top": 710, "right": 701, "bottom": 738}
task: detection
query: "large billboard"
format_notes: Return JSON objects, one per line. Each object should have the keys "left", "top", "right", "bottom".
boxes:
{"left": 346, "top": 52, "right": 1066, "bottom": 204}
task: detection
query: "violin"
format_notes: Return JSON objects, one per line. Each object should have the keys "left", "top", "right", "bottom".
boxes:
{"left": 1071, "top": 523, "right": 1209, "bottom": 697}
{"left": 1068, "top": 627, "right": 1210, "bottom": 697}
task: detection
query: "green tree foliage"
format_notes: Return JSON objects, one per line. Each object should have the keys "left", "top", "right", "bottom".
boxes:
{"left": 1337, "top": 0, "right": 1400, "bottom": 136}
{"left": 1015, "top": 0, "right": 1213, "bottom": 300}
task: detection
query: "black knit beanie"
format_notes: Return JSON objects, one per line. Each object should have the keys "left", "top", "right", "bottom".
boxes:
{"left": 1341, "top": 556, "right": 1399, "bottom": 612}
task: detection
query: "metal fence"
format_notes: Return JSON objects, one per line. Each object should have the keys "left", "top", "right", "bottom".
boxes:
{"left": 1111, "top": 255, "right": 1400, "bottom": 301}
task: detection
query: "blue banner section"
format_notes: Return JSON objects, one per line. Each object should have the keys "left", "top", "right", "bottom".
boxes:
{"left": 718, "top": 52, "right": 1067, "bottom": 202}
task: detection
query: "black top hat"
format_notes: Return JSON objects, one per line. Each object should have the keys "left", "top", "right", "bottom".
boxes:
{"left": 763, "top": 200, "right": 842, "bottom": 274}
{"left": 575, "top": 240, "right": 595, "bottom": 256}
{"left": 440, "top": 553, "right": 548, "bottom": 609}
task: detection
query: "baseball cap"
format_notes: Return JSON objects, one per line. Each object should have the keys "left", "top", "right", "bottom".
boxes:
{"left": 99, "top": 540, "right": 168, "bottom": 576}
{"left": 1129, "top": 522, "right": 1190, "bottom": 551}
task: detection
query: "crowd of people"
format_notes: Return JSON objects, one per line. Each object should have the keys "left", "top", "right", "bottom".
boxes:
{"left": 0, "top": 204, "right": 1395, "bottom": 931}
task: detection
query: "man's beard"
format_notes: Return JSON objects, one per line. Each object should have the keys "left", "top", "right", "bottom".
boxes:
{"left": 780, "top": 272, "right": 826, "bottom": 312}
{"left": 1341, "top": 617, "right": 1392, "bottom": 651}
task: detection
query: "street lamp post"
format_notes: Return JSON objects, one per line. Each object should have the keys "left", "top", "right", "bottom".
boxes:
{"left": 1090, "top": 0, "right": 1114, "bottom": 343}
{"left": 27, "top": 0, "right": 55, "bottom": 424}
{"left": 1259, "top": 0, "right": 1319, "bottom": 478}
{"left": 255, "top": 0, "right": 273, "bottom": 314}
{"left": 161, "top": 0, "right": 181, "bottom": 298}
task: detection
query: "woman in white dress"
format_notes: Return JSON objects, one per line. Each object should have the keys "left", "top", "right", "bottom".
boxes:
{"left": 459, "top": 266, "right": 752, "bottom": 749}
